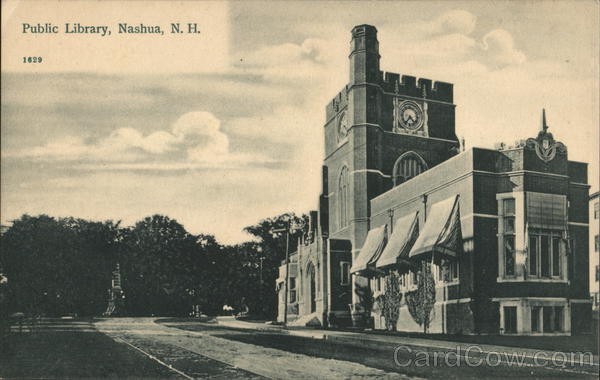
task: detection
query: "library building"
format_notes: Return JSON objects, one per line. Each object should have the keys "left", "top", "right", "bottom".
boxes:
{"left": 276, "top": 24, "right": 591, "bottom": 335}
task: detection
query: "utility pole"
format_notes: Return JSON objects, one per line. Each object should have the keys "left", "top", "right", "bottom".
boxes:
{"left": 283, "top": 225, "right": 290, "bottom": 327}
{"left": 259, "top": 255, "right": 264, "bottom": 317}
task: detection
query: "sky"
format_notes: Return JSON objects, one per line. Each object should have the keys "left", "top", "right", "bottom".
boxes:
{"left": 1, "top": 0, "right": 598, "bottom": 244}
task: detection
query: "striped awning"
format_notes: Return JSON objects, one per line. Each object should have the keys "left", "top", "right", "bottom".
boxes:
{"left": 350, "top": 224, "right": 387, "bottom": 276}
{"left": 526, "top": 192, "right": 567, "bottom": 230}
{"left": 409, "top": 195, "right": 462, "bottom": 260}
{"left": 375, "top": 211, "right": 419, "bottom": 271}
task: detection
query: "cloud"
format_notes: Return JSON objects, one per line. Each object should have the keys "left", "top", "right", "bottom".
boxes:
{"left": 382, "top": 29, "right": 525, "bottom": 73}
{"left": 105, "top": 128, "right": 177, "bottom": 154}
{"left": 2, "top": 6, "right": 596, "bottom": 247}
{"left": 240, "top": 38, "right": 337, "bottom": 68}
{"left": 480, "top": 29, "right": 526, "bottom": 68}
{"left": 431, "top": 10, "right": 477, "bottom": 35}
{"left": 379, "top": 10, "right": 525, "bottom": 72}
{"left": 172, "top": 112, "right": 229, "bottom": 161}
{"left": 234, "top": 37, "right": 346, "bottom": 85}
{"left": 4, "top": 111, "right": 272, "bottom": 169}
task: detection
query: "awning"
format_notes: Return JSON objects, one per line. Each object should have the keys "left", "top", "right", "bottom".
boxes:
{"left": 375, "top": 211, "right": 419, "bottom": 270}
{"left": 526, "top": 192, "right": 567, "bottom": 230}
{"left": 409, "top": 195, "right": 462, "bottom": 260}
{"left": 350, "top": 224, "right": 387, "bottom": 275}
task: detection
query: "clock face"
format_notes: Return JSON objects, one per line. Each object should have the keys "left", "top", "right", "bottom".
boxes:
{"left": 397, "top": 101, "right": 423, "bottom": 131}
{"left": 338, "top": 112, "right": 348, "bottom": 139}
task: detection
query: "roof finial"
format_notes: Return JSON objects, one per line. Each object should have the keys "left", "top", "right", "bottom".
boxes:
{"left": 541, "top": 108, "right": 548, "bottom": 132}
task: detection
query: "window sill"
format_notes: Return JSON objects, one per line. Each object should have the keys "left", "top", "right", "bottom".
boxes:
{"left": 525, "top": 278, "right": 569, "bottom": 283}
{"left": 435, "top": 280, "right": 460, "bottom": 289}
{"left": 528, "top": 332, "right": 570, "bottom": 336}
{"left": 502, "top": 332, "right": 570, "bottom": 336}
{"left": 496, "top": 277, "right": 569, "bottom": 284}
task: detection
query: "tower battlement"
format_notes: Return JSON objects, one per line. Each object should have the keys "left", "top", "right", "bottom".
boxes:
{"left": 379, "top": 72, "right": 453, "bottom": 103}
{"left": 325, "top": 24, "right": 455, "bottom": 137}
{"left": 325, "top": 85, "right": 350, "bottom": 120}
{"left": 325, "top": 72, "right": 453, "bottom": 120}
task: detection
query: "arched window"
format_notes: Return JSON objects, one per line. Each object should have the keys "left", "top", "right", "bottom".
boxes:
{"left": 338, "top": 166, "right": 349, "bottom": 229}
{"left": 393, "top": 152, "right": 428, "bottom": 186}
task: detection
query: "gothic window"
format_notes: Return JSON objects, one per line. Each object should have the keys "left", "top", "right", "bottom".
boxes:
{"left": 503, "top": 306, "right": 517, "bottom": 333}
{"left": 392, "top": 152, "right": 428, "bottom": 186}
{"left": 434, "top": 261, "right": 459, "bottom": 283}
{"left": 502, "top": 198, "right": 516, "bottom": 276}
{"left": 289, "top": 277, "right": 297, "bottom": 304}
{"left": 527, "top": 303, "right": 567, "bottom": 334}
{"left": 338, "top": 166, "right": 349, "bottom": 229}
{"left": 542, "top": 306, "right": 564, "bottom": 333}
{"left": 531, "top": 306, "right": 541, "bottom": 332}
{"left": 340, "top": 262, "right": 350, "bottom": 285}
{"left": 526, "top": 192, "right": 567, "bottom": 280}
{"left": 528, "top": 230, "right": 562, "bottom": 278}
{"left": 497, "top": 192, "right": 567, "bottom": 282}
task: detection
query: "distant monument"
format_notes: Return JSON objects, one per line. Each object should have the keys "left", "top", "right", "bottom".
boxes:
{"left": 103, "top": 263, "right": 124, "bottom": 316}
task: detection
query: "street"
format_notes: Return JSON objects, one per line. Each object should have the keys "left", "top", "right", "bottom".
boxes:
{"left": 156, "top": 318, "right": 598, "bottom": 379}
{"left": 95, "top": 318, "right": 411, "bottom": 379}
{"left": 2, "top": 317, "right": 597, "bottom": 379}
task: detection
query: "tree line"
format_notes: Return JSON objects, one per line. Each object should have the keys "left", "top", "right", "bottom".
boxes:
{"left": 0, "top": 213, "right": 305, "bottom": 319}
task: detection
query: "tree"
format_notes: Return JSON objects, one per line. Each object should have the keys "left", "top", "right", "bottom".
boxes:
{"left": 243, "top": 213, "right": 306, "bottom": 318}
{"left": 405, "top": 261, "right": 436, "bottom": 333}
{"left": 198, "top": 241, "right": 263, "bottom": 316}
{"left": 376, "top": 271, "right": 402, "bottom": 331}
{"left": 0, "top": 215, "right": 120, "bottom": 317}
{"left": 0, "top": 211, "right": 311, "bottom": 320}
{"left": 120, "top": 215, "right": 212, "bottom": 316}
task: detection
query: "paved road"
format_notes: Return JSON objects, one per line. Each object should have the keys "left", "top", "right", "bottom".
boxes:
{"left": 9, "top": 318, "right": 592, "bottom": 379}
{"left": 95, "top": 318, "right": 414, "bottom": 379}
{"left": 2, "top": 318, "right": 179, "bottom": 379}
{"left": 160, "top": 318, "right": 598, "bottom": 380}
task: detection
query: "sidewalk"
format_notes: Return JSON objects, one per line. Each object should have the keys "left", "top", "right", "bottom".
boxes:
{"left": 216, "top": 317, "right": 599, "bottom": 369}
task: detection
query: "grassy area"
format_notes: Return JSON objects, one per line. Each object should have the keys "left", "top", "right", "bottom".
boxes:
{"left": 362, "top": 330, "right": 599, "bottom": 355}
{"left": 0, "top": 330, "right": 180, "bottom": 379}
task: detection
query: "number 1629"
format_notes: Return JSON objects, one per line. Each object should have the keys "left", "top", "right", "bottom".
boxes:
{"left": 23, "top": 57, "right": 43, "bottom": 63}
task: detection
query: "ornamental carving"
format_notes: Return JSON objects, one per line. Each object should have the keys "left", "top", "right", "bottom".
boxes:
{"left": 525, "top": 109, "right": 566, "bottom": 163}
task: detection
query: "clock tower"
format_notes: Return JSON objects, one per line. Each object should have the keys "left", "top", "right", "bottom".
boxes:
{"left": 321, "top": 24, "right": 460, "bottom": 300}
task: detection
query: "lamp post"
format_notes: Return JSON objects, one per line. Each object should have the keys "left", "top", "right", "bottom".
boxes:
{"left": 257, "top": 246, "right": 264, "bottom": 317}
{"left": 283, "top": 229, "right": 290, "bottom": 326}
